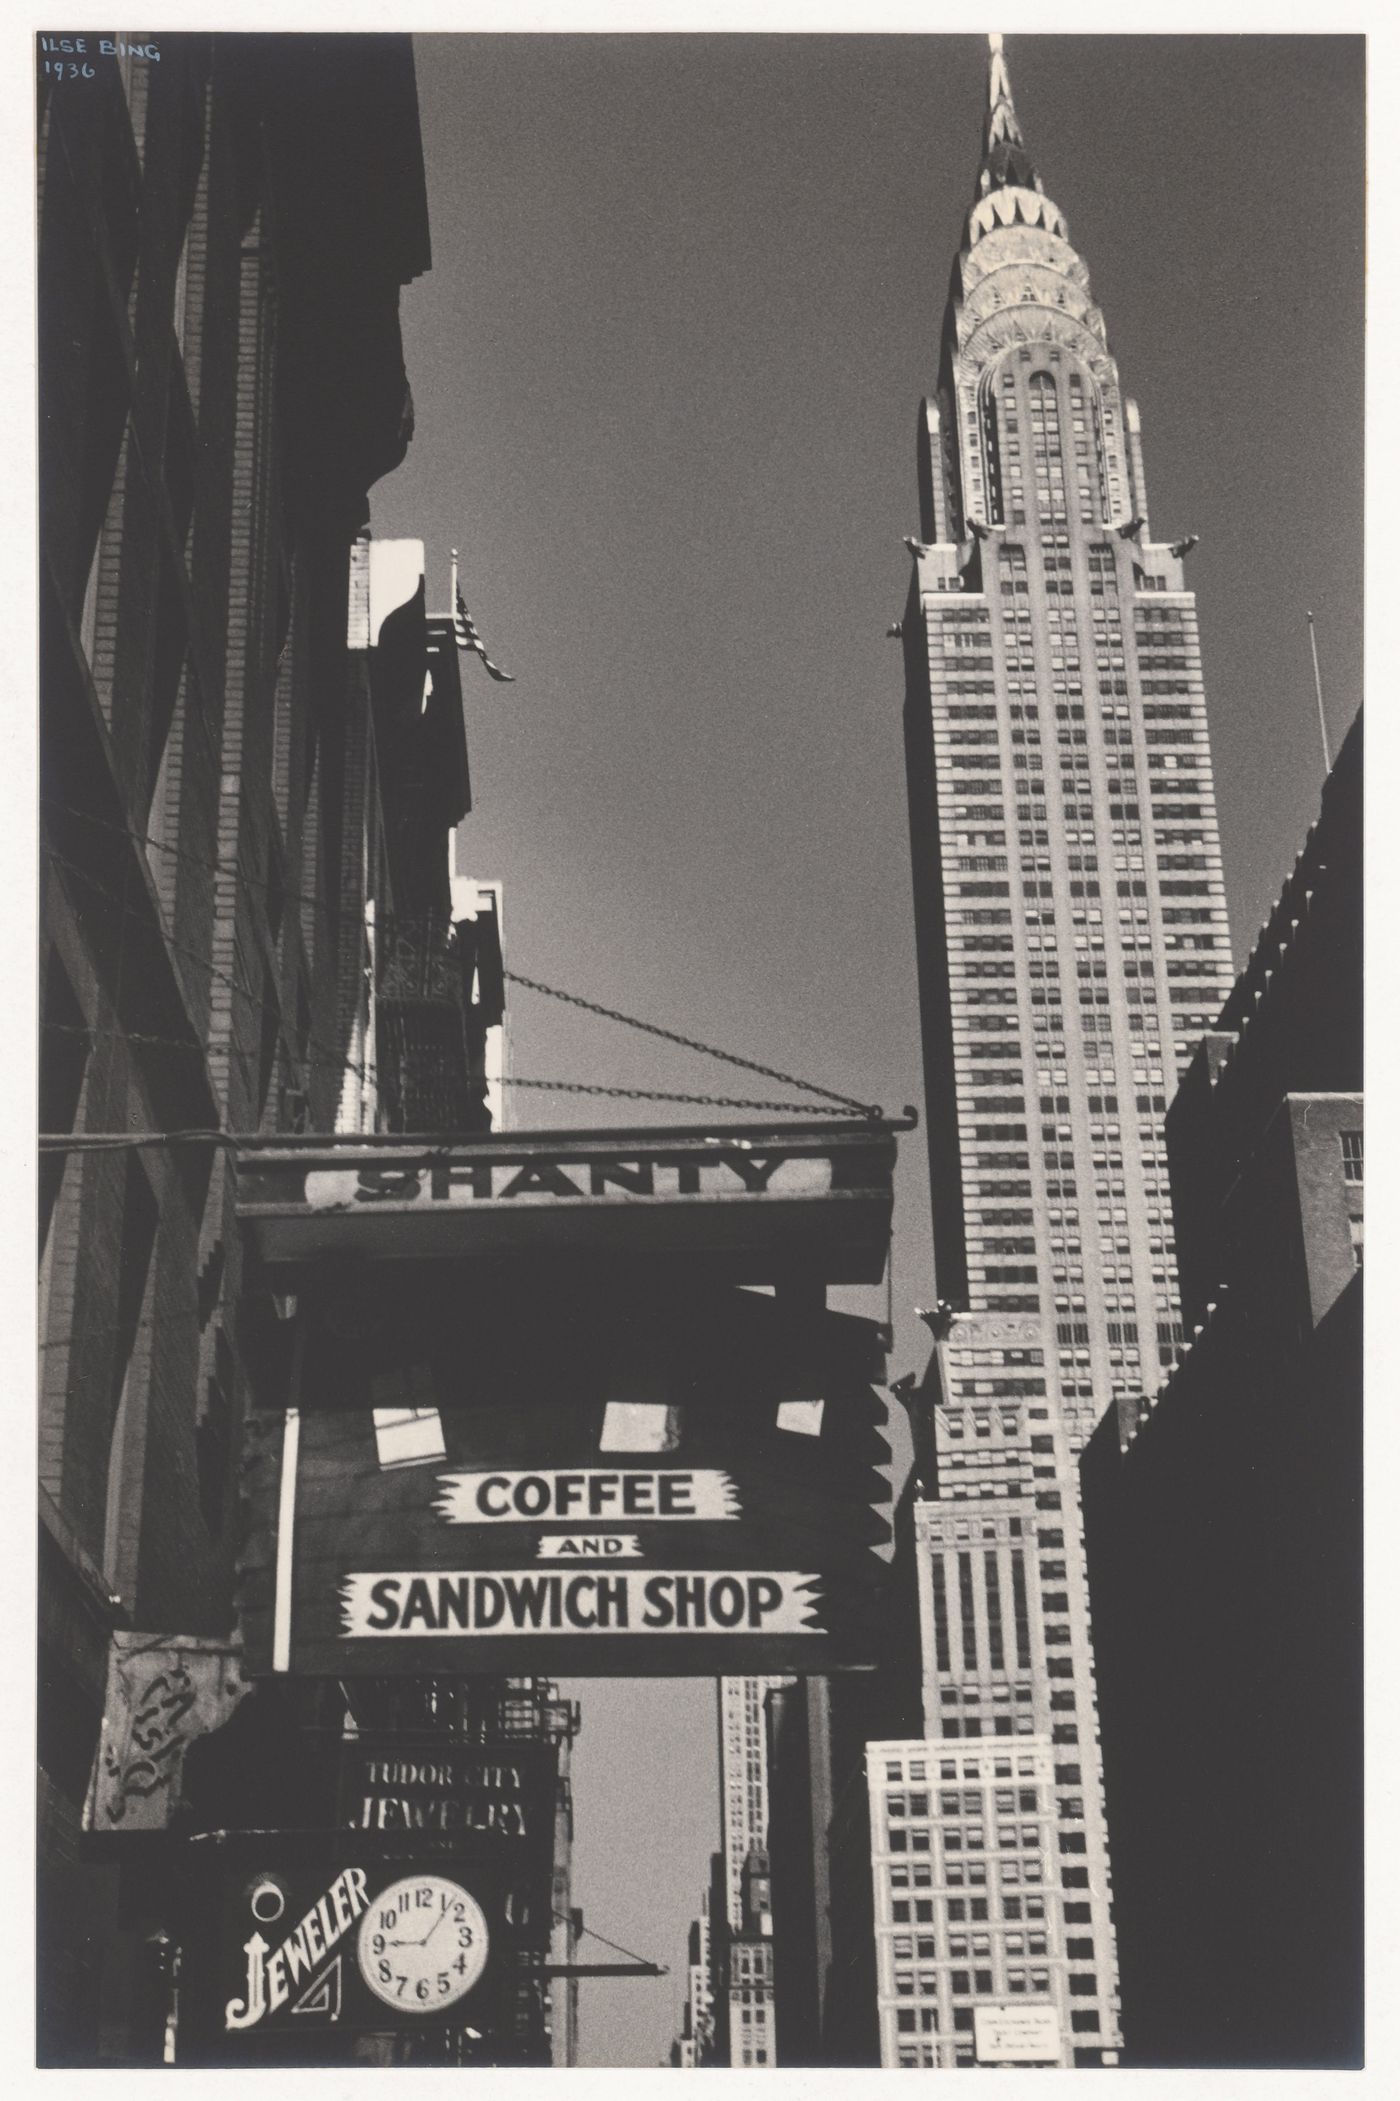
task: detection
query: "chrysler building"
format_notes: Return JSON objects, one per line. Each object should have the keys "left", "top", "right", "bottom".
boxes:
{"left": 881, "top": 35, "right": 1237, "bottom": 2068}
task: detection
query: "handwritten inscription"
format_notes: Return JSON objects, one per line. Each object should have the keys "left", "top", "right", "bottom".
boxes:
{"left": 100, "top": 1654, "right": 196, "bottom": 1819}
{"left": 86, "top": 1635, "right": 250, "bottom": 1834}
{"left": 40, "top": 37, "right": 160, "bottom": 79}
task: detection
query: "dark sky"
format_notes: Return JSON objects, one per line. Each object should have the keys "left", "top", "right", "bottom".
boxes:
{"left": 369, "top": 33, "right": 1364, "bottom": 2066}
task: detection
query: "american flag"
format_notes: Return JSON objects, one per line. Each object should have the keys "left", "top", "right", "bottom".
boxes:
{"left": 454, "top": 586, "right": 515, "bottom": 684}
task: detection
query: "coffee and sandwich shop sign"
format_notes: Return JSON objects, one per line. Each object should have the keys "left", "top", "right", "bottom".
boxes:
{"left": 234, "top": 1117, "right": 898, "bottom": 1676}
{"left": 237, "top": 1304, "right": 894, "bottom": 1677}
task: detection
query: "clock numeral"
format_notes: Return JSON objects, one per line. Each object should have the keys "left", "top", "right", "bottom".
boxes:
{"left": 363, "top": 1880, "right": 484, "bottom": 2011}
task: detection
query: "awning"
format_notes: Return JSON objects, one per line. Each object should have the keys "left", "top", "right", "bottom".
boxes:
{"left": 235, "top": 1118, "right": 896, "bottom": 1286}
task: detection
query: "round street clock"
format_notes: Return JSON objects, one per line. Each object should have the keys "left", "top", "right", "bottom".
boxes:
{"left": 356, "top": 1872, "right": 490, "bottom": 2013}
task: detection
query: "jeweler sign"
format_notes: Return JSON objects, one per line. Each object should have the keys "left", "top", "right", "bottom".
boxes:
{"left": 178, "top": 1839, "right": 515, "bottom": 2058}
{"left": 236, "top": 1304, "right": 892, "bottom": 1677}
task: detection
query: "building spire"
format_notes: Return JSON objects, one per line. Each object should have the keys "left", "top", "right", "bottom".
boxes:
{"left": 979, "top": 32, "right": 1041, "bottom": 197}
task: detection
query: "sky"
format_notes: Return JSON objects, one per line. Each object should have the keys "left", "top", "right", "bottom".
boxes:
{"left": 367, "top": 32, "right": 1364, "bottom": 2066}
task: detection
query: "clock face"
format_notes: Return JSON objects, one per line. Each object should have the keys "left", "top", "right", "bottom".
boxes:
{"left": 356, "top": 1873, "right": 489, "bottom": 2014}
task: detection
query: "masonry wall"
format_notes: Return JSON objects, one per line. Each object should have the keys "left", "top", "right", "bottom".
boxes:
{"left": 37, "top": 35, "right": 428, "bottom": 2064}
{"left": 1083, "top": 1272, "right": 1362, "bottom": 2066}
{"left": 1082, "top": 714, "right": 1363, "bottom": 2067}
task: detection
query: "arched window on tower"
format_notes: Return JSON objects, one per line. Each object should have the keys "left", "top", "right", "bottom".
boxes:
{"left": 999, "top": 367, "right": 1025, "bottom": 525}
{"left": 1068, "top": 370, "right": 1108, "bottom": 524}
{"left": 1027, "top": 371, "right": 1068, "bottom": 526}
{"left": 940, "top": 395, "right": 964, "bottom": 541}
{"left": 980, "top": 384, "right": 1005, "bottom": 528}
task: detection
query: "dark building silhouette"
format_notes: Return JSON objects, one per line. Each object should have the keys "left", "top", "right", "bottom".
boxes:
{"left": 764, "top": 1677, "right": 855, "bottom": 2065}
{"left": 704, "top": 1848, "right": 730, "bottom": 2063}
{"left": 763, "top": 1668, "right": 915, "bottom": 2068}
{"left": 819, "top": 1735, "right": 882, "bottom": 2067}
{"left": 38, "top": 34, "right": 431, "bottom": 2063}
{"left": 670, "top": 1893, "right": 715, "bottom": 2067}
{"left": 37, "top": 34, "right": 538, "bottom": 2068}
{"left": 1081, "top": 711, "right": 1362, "bottom": 2067}
{"left": 764, "top": 1679, "right": 831, "bottom": 2065}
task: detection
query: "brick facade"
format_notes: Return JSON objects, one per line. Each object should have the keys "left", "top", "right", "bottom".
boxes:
{"left": 1081, "top": 713, "right": 1362, "bottom": 2066}
{"left": 38, "top": 34, "right": 429, "bottom": 2063}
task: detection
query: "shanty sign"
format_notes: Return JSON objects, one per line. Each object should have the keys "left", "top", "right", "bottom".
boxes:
{"left": 238, "top": 1339, "right": 892, "bottom": 1676}
{"left": 235, "top": 1120, "right": 895, "bottom": 1284}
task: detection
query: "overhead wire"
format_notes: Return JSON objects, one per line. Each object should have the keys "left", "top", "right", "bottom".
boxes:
{"left": 45, "top": 834, "right": 878, "bottom": 1119}
{"left": 37, "top": 1305, "right": 205, "bottom": 1352}
{"left": 38, "top": 1128, "right": 238, "bottom": 1152}
{"left": 42, "top": 795, "right": 334, "bottom": 923}
{"left": 47, "top": 850, "right": 311, "bottom": 1080}
{"left": 43, "top": 791, "right": 867, "bottom": 1112}
{"left": 41, "top": 1025, "right": 848, "bottom": 1121}
{"left": 39, "top": 797, "right": 889, "bottom": 1488}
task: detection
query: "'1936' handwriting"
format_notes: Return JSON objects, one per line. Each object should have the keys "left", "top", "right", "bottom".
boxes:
{"left": 40, "top": 37, "right": 161, "bottom": 81}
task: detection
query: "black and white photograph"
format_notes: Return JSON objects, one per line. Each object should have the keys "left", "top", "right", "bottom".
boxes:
{"left": 29, "top": 12, "right": 1370, "bottom": 2077}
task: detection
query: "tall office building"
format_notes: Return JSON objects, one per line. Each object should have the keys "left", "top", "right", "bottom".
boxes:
{"left": 673, "top": 1680, "right": 785, "bottom": 2065}
{"left": 891, "top": 38, "right": 1237, "bottom": 2066}
{"left": 670, "top": 1887, "right": 715, "bottom": 2066}
{"left": 725, "top": 1845, "right": 778, "bottom": 2067}
{"left": 718, "top": 1677, "right": 785, "bottom": 1930}
{"left": 714, "top": 1677, "right": 784, "bottom": 2061}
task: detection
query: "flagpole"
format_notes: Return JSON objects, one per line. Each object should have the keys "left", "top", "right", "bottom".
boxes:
{"left": 450, "top": 545, "right": 459, "bottom": 613}
{"left": 1306, "top": 610, "right": 1333, "bottom": 774}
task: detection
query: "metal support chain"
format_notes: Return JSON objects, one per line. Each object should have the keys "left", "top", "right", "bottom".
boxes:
{"left": 505, "top": 969, "right": 878, "bottom": 1117}
{"left": 45, "top": 804, "right": 881, "bottom": 1117}
{"left": 505, "top": 1078, "right": 852, "bottom": 1115}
